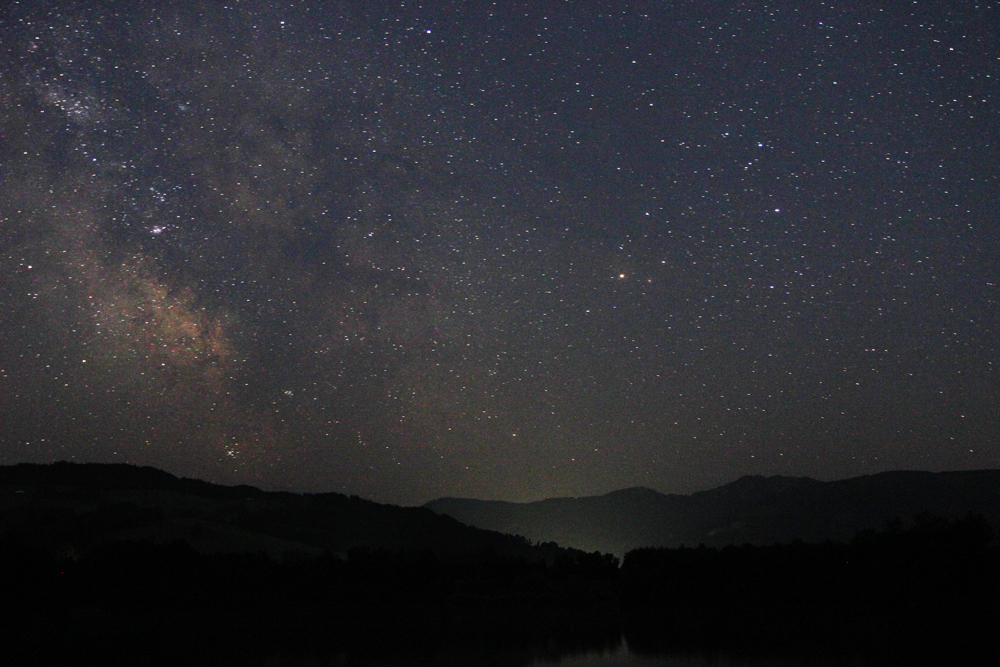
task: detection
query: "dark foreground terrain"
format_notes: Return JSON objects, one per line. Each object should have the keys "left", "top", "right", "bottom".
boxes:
{"left": 2, "top": 463, "right": 998, "bottom": 666}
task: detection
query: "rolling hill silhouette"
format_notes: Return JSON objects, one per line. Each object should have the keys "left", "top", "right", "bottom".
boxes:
{"left": 0, "top": 461, "right": 555, "bottom": 560}
{"left": 426, "top": 470, "right": 1000, "bottom": 555}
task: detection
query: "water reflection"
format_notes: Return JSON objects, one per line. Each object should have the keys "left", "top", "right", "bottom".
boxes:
{"left": 239, "top": 638, "right": 869, "bottom": 667}
{"left": 533, "top": 639, "right": 869, "bottom": 667}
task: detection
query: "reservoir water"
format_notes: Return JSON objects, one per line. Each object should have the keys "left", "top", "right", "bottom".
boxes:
{"left": 531, "top": 641, "right": 869, "bottom": 667}
{"left": 242, "top": 639, "right": 872, "bottom": 667}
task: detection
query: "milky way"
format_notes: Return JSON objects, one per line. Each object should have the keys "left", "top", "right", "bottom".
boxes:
{"left": 1, "top": 1, "right": 997, "bottom": 504}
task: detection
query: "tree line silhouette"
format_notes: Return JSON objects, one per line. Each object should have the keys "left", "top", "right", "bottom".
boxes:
{"left": 0, "top": 533, "right": 620, "bottom": 665}
{"left": 622, "top": 512, "right": 1000, "bottom": 663}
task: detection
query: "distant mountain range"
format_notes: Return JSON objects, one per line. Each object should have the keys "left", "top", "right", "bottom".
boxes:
{"left": 6, "top": 463, "right": 1000, "bottom": 561}
{"left": 0, "top": 462, "right": 558, "bottom": 560}
{"left": 425, "top": 470, "right": 1000, "bottom": 555}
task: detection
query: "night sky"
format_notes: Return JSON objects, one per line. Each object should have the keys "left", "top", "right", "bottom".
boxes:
{"left": 1, "top": 1, "right": 997, "bottom": 505}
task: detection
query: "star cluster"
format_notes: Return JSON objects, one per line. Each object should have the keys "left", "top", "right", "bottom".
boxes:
{"left": 1, "top": 1, "right": 997, "bottom": 504}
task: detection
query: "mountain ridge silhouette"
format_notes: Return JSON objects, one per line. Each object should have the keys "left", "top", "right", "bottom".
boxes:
{"left": 426, "top": 469, "right": 1000, "bottom": 555}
